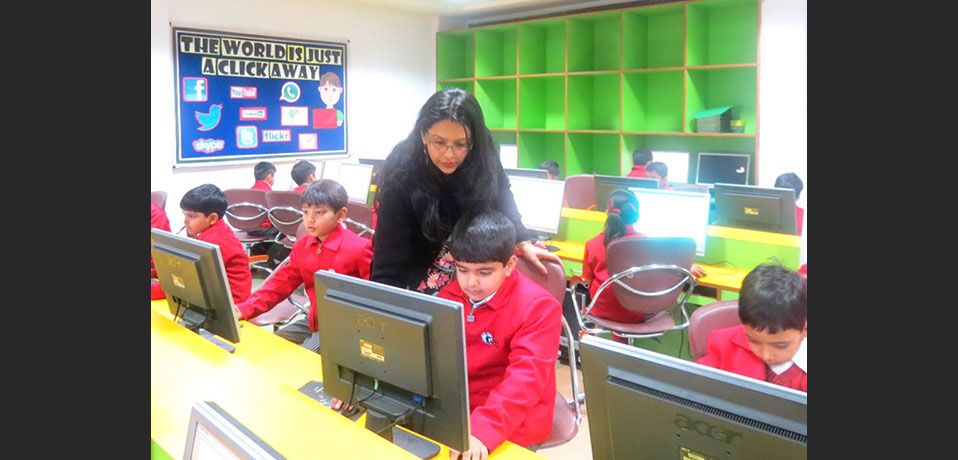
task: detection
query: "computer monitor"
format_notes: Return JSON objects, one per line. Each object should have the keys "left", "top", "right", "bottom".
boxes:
{"left": 183, "top": 401, "right": 287, "bottom": 460}
{"left": 507, "top": 176, "right": 566, "bottom": 237}
{"left": 313, "top": 271, "right": 470, "bottom": 458}
{"left": 498, "top": 143, "right": 518, "bottom": 168}
{"left": 696, "top": 153, "right": 750, "bottom": 186}
{"left": 593, "top": 175, "right": 659, "bottom": 211}
{"left": 358, "top": 158, "right": 385, "bottom": 187}
{"left": 713, "top": 183, "right": 797, "bottom": 235}
{"left": 650, "top": 150, "right": 690, "bottom": 184}
{"left": 336, "top": 162, "right": 374, "bottom": 204}
{"left": 503, "top": 167, "right": 550, "bottom": 179}
{"left": 628, "top": 187, "right": 711, "bottom": 256}
{"left": 579, "top": 335, "right": 807, "bottom": 460}
{"left": 151, "top": 228, "right": 241, "bottom": 352}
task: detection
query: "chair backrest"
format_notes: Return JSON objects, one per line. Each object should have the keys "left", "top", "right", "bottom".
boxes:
{"left": 344, "top": 201, "right": 374, "bottom": 237}
{"left": 688, "top": 300, "right": 741, "bottom": 360}
{"left": 150, "top": 191, "right": 167, "bottom": 210}
{"left": 604, "top": 237, "right": 697, "bottom": 315}
{"left": 514, "top": 257, "right": 566, "bottom": 304}
{"left": 563, "top": 174, "right": 596, "bottom": 210}
{"left": 265, "top": 191, "right": 304, "bottom": 240}
{"left": 224, "top": 189, "right": 269, "bottom": 231}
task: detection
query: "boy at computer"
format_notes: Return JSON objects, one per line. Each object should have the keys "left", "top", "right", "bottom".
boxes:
{"left": 180, "top": 184, "right": 252, "bottom": 304}
{"left": 233, "top": 179, "right": 373, "bottom": 350}
{"left": 437, "top": 210, "right": 561, "bottom": 458}
{"left": 291, "top": 160, "right": 317, "bottom": 193}
{"left": 647, "top": 161, "right": 673, "bottom": 190}
{"left": 774, "top": 172, "right": 805, "bottom": 236}
{"left": 251, "top": 161, "right": 276, "bottom": 191}
{"left": 696, "top": 263, "right": 807, "bottom": 392}
{"left": 538, "top": 160, "right": 560, "bottom": 180}
{"left": 626, "top": 147, "right": 653, "bottom": 178}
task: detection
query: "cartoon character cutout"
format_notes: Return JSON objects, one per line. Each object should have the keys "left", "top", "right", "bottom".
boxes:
{"left": 314, "top": 72, "right": 344, "bottom": 129}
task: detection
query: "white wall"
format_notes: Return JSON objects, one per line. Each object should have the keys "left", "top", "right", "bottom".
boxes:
{"left": 151, "top": 0, "right": 438, "bottom": 225}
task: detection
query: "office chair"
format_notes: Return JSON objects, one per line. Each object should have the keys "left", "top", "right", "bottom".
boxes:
{"left": 688, "top": 300, "right": 740, "bottom": 361}
{"left": 224, "top": 189, "right": 274, "bottom": 274}
{"left": 151, "top": 191, "right": 168, "bottom": 210}
{"left": 572, "top": 237, "right": 698, "bottom": 343}
{"left": 563, "top": 174, "right": 597, "bottom": 211}
{"left": 265, "top": 191, "right": 305, "bottom": 249}
{"left": 514, "top": 257, "right": 582, "bottom": 449}
{"left": 344, "top": 201, "right": 375, "bottom": 238}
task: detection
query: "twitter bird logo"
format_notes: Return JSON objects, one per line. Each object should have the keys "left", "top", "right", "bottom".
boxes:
{"left": 196, "top": 104, "right": 223, "bottom": 131}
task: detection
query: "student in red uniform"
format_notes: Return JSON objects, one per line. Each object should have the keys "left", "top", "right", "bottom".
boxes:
{"left": 696, "top": 263, "right": 807, "bottom": 392}
{"left": 774, "top": 172, "right": 804, "bottom": 236}
{"left": 180, "top": 184, "right": 252, "bottom": 304}
{"left": 647, "top": 161, "right": 674, "bottom": 190}
{"left": 626, "top": 147, "right": 653, "bottom": 178}
{"left": 151, "top": 200, "right": 172, "bottom": 300}
{"left": 438, "top": 210, "right": 561, "bottom": 457}
{"left": 538, "top": 160, "right": 560, "bottom": 181}
{"left": 290, "top": 160, "right": 317, "bottom": 193}
{"left": 234, "top": 179, "right": 373, "bottom": 351}
{"left": 251, "top": 161, "right": 276, "bottom": 191}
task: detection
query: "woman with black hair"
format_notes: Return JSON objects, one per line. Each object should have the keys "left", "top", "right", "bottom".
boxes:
{"left": 371, "top": 88, "right": 561, "bottom": 294}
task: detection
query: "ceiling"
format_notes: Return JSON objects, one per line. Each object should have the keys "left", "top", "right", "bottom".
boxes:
{"left": 342, "top": 0, "right": 651, "bottom": 23}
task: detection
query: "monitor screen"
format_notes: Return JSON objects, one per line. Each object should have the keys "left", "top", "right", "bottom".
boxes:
{"left": 594, "top": 175, "right": 659, "bottom": 211}
{"left": 358, "top": 158, "right": 385, "bottom": 186}
{"left": 508, "top": 176, "right": 566, "bottom": 236}
{"left": 713, "top": 183, "right": 797, "bottom": 235}
{"left": 628, "top": 188, "right": 711, "bottom": 256}
{"left": 151, "top": 228, "right": 241, "bottom": 344}
{"left": 650, "top": 151, "right": 690, "bottom": 184}
{"left": 336, "top": 163, "right": 374, "bottom": 204}
{"left": 580, "top": 335, "right": 807, "bottom": 460}
{"left": 696, "top": 153, "right": 750, "bottom": 186}
{"left": 504, "top": 167, "right": 550, "bottom": 179}
{"left": 184, "top": 401, "right": 287, "bottom": 460}
{"left": 498, "top": 144, "right": 518, "bottom": 168}
{"left": 313, "top": 271, "right": 470, "bottom": 455}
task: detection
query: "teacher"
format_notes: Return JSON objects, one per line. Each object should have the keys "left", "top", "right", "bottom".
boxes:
{"left": 371, "top": 88, "right": 561, "bottom": 294}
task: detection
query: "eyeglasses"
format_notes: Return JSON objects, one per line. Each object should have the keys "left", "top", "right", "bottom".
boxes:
{"left": 426, "top": 137, "right": 471, "bottom": 155}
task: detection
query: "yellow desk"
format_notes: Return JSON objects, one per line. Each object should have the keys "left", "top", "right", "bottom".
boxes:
{"left": 151, "top": 301, "right": 543, "bottom": 459}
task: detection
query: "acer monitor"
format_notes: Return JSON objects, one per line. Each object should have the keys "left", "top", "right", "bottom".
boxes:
{"left": 151, "top": 229, "right": 241, "bottom": 352}
{"left": 313, "top": 271, "right": 470, "bottom": 459}
{"left": 507, "top": 176, "right": 566, "bottom": 237}
{"left": 503, "top": 167, "right": 550, "bottom": 179}
{"left": 695, "top": 153, "right": 750, "bottom": 186}
{"left": 358, "top": 158, "right": 385, "bottom": 187}
{"left": 183, "top": 401, "right": 286, "bottom": 460}
{"left": 627, "top": 187, "right": 711, "bottom": 256}
{"left": 593, "top": 175, "right": 659, "bottom": 211}
{"left": 579, "top": 335, "right": 806, "bottom": 460}
{"left": 335, "top": 162, "right": 375, "bottom": 204}
{"left": 713, "top": 183, "right": 797, "bottom": 235}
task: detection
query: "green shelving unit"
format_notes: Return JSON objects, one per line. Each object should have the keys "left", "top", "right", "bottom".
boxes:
{"left": 436, "top": 30, "right": 474, "bottom": 80}
{"left": 568, "top": 74, "right": 619, "bottom": 131}
{"left": 567, "top": 133, "right": 620, "bottom": 176}
{"left": 686, "top": 0, "right": 758, "bottom": 67}
{"left": 518, "top": 132, "right": 565, "bottom": 173}
{"left": 623, "top": 3, "right": 685, "bottom": 70}
{"left": 475, "top": 78, "right": 517, "bottom": 130}
{"left": 491, "top": 131, "right": 517, "bottom": 150}
{"left": 686, "top": 67, "right": 757, "bottom": 134}
{"left": 519, "top": 19, "right": 566, "bottom": 75}
{"left": 519, "top": 76, "right": 565, "bottom": 130}
{"left": 622, "top": 70, "right": 684, "bottom": 132}
{"left": 475, "top": 25, "right": 518, "bottom": 77}
{"left": 568, "top": 12, "right": 621, "bottom": 72}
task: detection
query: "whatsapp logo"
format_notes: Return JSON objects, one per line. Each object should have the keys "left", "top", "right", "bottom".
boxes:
{"left": 280, "top": 82, "right": 301, "bottom": 103}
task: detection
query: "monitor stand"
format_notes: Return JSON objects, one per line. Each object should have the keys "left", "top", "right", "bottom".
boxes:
{"left": 365, "top": 409, "right": 440, "bottom": 459}
{"left": 177, "top": 306, "right": 237, "bottom": 353}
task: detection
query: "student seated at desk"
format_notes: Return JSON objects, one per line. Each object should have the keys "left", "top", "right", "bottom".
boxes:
{"left": 647, "top": 161, "right": 673, "bottom": 190}
{"left": 291, "top": 160, "right": 317, "bottom": 193}
{"left": 437, "top": 210, "right": 562, "bottom": 458}
{"left": 697, "top": 264, "right": 807, "bottom": 392}
{"left": 181, "top": 184, "right": 252, "bottom": 304}
{"left": 626, "top": 147, "right": 652, "bottom": 178}
{"left": 538, "top": 159, "right": 560, "bottom": 181}
{"left": 151, "top": 200, "right": 171, "bottom": 300}
{"left": 251, "top": 161, "right": 276, "bottom": 191}
{"left": 774, "top": 172, "right": 805, "bottom": 236}
{"left": 582, "top": 190, "right": 705, "bottom": 344}
{"left": 234, "top": 179, "right": 372, "bottom": 350}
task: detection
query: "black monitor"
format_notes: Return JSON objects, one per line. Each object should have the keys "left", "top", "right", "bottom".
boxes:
{"left": 593, "top": 174, "right": 659, "bottom": 211}
{"left": 313, "top": 270, "right": 470, "bottom": 458}
{"left": 503, "top": 167, "right": 550, "bottom": 179}
{"left": 151, "top": 229, "right": 241, "bottom": 352}
{"left": 713, "top": 183, "right": 797, "bottom": 235}
{"left": 358, "top": 158, "right": 385, "bottom": 187}
{"left": 695, "top": 153, "right": 750, "bottom": 186}
{"left": 579, "top": 335, "right": 806, "bottom": 460}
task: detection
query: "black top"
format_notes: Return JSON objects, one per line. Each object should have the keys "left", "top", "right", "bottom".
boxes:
{"left": 370, "top": 166, "right": 532, "bottom": 289}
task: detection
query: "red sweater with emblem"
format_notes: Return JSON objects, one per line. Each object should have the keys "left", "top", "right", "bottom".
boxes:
{"left": 236, "top": 224, "right": 372, "bottom": 331}
{"left": 437, "top": 270, "right": 561, "bottom": 451}
{"left": 195, "top": 219, "right": 252, "bottom": 304}
{"left": 626, "top": 165, "right": 648, "bottom": 178}
{"left": 696, "top": 325, "right": 807, "bottom": 392}
{"left": 582, "top": 227, "right": 647, "bottom": 322}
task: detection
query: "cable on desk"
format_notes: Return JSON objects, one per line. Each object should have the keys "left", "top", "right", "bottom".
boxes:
{"left": 373, "top": 406, "right": 418, "bottom": 435}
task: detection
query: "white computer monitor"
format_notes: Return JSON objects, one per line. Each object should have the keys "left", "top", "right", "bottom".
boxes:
{"left": 498, "top": 144, "right": 518, "bottom": 169}
{"left": 695, "top": 152, "right": 750, "bottom": 186}
{"left": 183, "top": 401, "right": 286, "bottom": 460}
{"left": 628, "top": 187, "right": 711, "bottom": 256}
{"left": 508, "top": 176, "right": 566, "bottom": 236}
{"left": 650, "top": 150, "right": 690, "bottom": 184}
{"left": 335, "top": 163, "right": 374, "bottom": 204}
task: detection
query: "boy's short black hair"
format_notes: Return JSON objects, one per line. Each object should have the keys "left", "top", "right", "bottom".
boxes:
{"left": 648, "top": 161, "right": 668, "bottom": 178}
{"left": 632, "top": 147, "right": 653, "bottom": 166}
{"left": 254, "top": 161, "right": 276, "bottom": 180}
{"left": 774, "top": 172, "right": 804, "bottom": 199}
{"left": 180, "top": 184, "right": 228, "bottom": 218}
{"left": 291, "top": 160, "right": 317, "bottom": 185}
{"left": 738, "top": 264, "right": 807, "bottom": 334}
{"left": 538, "top": 160, "right": 560, "bottom": 177}
{"left": 301, "top": 179, "right": 348, "bottom": 211}
{"left": 449, "top": 210, "right": 516, "bottom": 266}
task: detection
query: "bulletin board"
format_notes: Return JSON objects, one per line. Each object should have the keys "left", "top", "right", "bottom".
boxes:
{"left": 172, "top": 27, "right": 348, "bottom": 166}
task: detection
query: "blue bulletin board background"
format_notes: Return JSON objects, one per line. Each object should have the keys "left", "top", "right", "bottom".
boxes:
{"left": 173, "top": 27, "right": 348, "bottom": 165}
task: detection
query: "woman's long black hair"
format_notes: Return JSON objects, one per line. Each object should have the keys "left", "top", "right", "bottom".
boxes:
{"left": 378, "top": 88, "right": 502, "bottom": 244}
{"left": 603, "top": 189, "right": 639, "bottom": 247}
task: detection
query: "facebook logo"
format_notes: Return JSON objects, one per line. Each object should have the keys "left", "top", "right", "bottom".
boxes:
{"left": 183, "top": 77, "right": 208, "bottom": 102}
